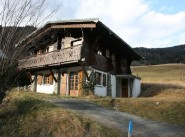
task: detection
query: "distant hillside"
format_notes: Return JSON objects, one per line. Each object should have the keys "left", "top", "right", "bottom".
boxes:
{"left": 0, "top": 26, "right": 35, "bottom": 59}
{"left": 133, "top": 44, "right": 185, "bottom": 65}
{"left": 0, "top": 25, "right": 36, "bottom": 45}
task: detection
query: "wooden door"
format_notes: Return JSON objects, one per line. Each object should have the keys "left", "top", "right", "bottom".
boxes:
{"left": 122, "top": 79, "right": 128, "bottom": 97}
{"left": 69, "top": 72, "right": 78, "bottom": 96}
{"left": 60, "top": 73, "right": 67, "bottom": 96}
{"left": 78, "top": 70, "right": 83, "bottom": 96}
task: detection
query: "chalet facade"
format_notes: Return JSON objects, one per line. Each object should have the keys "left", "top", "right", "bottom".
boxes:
{"left": 18, "top": 18, "right": 142, "bottom": 97}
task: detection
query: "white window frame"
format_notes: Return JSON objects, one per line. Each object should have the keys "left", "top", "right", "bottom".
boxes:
{"left": 95, "top": 71, "right": 107, "bottom": 87}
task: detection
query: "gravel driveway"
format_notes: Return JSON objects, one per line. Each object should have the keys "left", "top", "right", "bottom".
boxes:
{"left": 49, "top": 98, "right": 185, "bottom": 137}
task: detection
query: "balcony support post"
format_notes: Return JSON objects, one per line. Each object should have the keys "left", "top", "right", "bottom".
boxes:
{"left": 24, "top": 70, "right": 33, "bottom": 83}
{"left": 46, "top": 65, "right": 57, "bottom": 83}
{"left": 79, "top": 62, "right": 90, "bottom": 81}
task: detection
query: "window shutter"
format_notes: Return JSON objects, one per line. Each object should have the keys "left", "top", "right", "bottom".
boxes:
{"left": 37, "top": 74, "right": 43, "bottom": 85}
{"left": 78, "top": 70, "right": 83, "bottom": 83}
{"left": 49, "top": 73, "right": 53, "bottom": 85}
{"left": 78, "top": 70, "right": 83, "bottom": 96}
{"left": 103, "top": 74, "right": 106, "bottom": 87}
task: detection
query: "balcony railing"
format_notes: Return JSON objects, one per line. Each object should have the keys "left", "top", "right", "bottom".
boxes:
{"left": 18, "top": 45, "right": 81, "bottom": 69}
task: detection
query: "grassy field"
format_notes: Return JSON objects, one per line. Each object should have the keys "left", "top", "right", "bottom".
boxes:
{"left": 132, "top": 64, "right": 185, "bottom": 86}
{"left": 91, "top": 64, "right": 185, "bottom": 126}
{"left": 0, "top": 90, "right": 123, "bottom": 137}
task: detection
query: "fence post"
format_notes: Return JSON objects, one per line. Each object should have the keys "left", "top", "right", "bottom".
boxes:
{"left": 128, "top": 120, "right": 133, "bottom": 137}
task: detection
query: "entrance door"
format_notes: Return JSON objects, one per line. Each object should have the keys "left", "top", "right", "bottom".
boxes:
{"left": 122, "top": 79, "right": 128, "bottom": 97}
{"left": 69, "top": 72, "right": 78, "bottom": 96}
{"left": 60, "top": 73, "right": 67, "bottom": 96}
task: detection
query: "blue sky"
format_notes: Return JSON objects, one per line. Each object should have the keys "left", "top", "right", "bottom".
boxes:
{"left": 149, "top": 0, "right": 185, "bottom": 14}
{"left": 46, "top": 0, "right": 185, "bottom": 48}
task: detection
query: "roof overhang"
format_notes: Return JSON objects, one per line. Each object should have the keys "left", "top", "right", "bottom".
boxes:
{"left": 17, "top": 18, "right": 142, "bottom": 60}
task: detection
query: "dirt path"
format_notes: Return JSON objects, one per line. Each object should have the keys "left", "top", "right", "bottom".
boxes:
{"left": 49, "top": 98, "right": 185, "bottom": 137}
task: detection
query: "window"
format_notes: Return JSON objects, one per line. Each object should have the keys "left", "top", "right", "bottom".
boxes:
{"left": 95, "top": 72, "right": 102, "bottom": 85}
{"left": 44, "top": 74, "right": 50, "bottom": 84}
{"left": 95, "top": 72, "right": 106, "bottom": 86}
{"left": 70, "top": 72, "right": 78, "bottom": 90}
{"left": 37, "top": 73, "right": 53, "bottom": 85}
{"left": 96, "top": 43, "right": 103, "bottom": 55}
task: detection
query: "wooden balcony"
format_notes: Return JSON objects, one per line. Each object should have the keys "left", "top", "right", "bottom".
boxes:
{"left": 18, "top": 45, "right": 81, "bottom": 69}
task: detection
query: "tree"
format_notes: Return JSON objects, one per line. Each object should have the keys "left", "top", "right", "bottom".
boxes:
{"left": 0, "top": 0, "right": 57, "bottom": 103}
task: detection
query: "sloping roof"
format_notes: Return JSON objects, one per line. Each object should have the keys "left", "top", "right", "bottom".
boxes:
{"left": 18, "top": 18, "right": 142, "bottom": 60}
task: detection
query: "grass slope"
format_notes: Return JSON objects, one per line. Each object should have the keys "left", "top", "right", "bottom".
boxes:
{"left": 0, "top": 90, "right": 123, "bottom": 137}
{"left": 132, "top": 64, "right": 185, "bottom": 85}
{"left": 91, "top": 64, "right": 185, "bottom": 126}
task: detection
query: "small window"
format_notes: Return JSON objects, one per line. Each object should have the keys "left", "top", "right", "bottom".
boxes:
{"left": 95, "top": 72, "right": 102, "bottom": 85}
{"left": 43, "top": 74, "right": 53, "bottom": 85}
{"left": 95, "top": 72, "right": 107, "bottom": 86}
{"left": 44, "top": 74, "right": 50, "bottom": 84}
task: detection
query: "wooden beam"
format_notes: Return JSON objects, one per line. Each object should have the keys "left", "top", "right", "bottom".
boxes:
{"left": 46, "top": 66, "right": 57, "bottom": 83}
{"left": 24, "top": 70, "right": 33, "bottom": 83}
{"left": 80, "top": 62, "right": 90, "bottom": 81}
{"left": 51, "top": 23, "right": 96, "bottom": 29}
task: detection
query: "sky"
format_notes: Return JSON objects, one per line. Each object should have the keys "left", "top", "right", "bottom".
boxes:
{"left": 37, "top": 0, "right": 185, "bottom": 48}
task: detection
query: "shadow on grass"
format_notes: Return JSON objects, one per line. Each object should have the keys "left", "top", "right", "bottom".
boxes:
{"left": 140, "top": 83, "right": 185, "bottom": 97}
{"left": 0, "top": 97, "right": 56, "bottom": 119}
{"left": 0, "top": 97, "right": 57, "bottom": 137}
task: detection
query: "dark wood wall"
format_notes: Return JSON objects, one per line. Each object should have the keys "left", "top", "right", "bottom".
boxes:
{"left": 81, "top": 29, "right": 132, "bottom": 75}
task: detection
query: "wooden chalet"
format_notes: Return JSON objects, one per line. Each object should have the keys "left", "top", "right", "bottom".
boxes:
{"left": 18, "top": 18, "right": 142, "bottom": 97}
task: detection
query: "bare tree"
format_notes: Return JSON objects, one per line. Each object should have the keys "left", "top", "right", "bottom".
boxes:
{"left": 0, "top": 0, "right": 57, "bottom": 102}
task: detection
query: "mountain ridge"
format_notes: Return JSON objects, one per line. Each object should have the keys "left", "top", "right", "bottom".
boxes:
{"left": 133, "top": 44, "right": 185, "bottom": 65}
